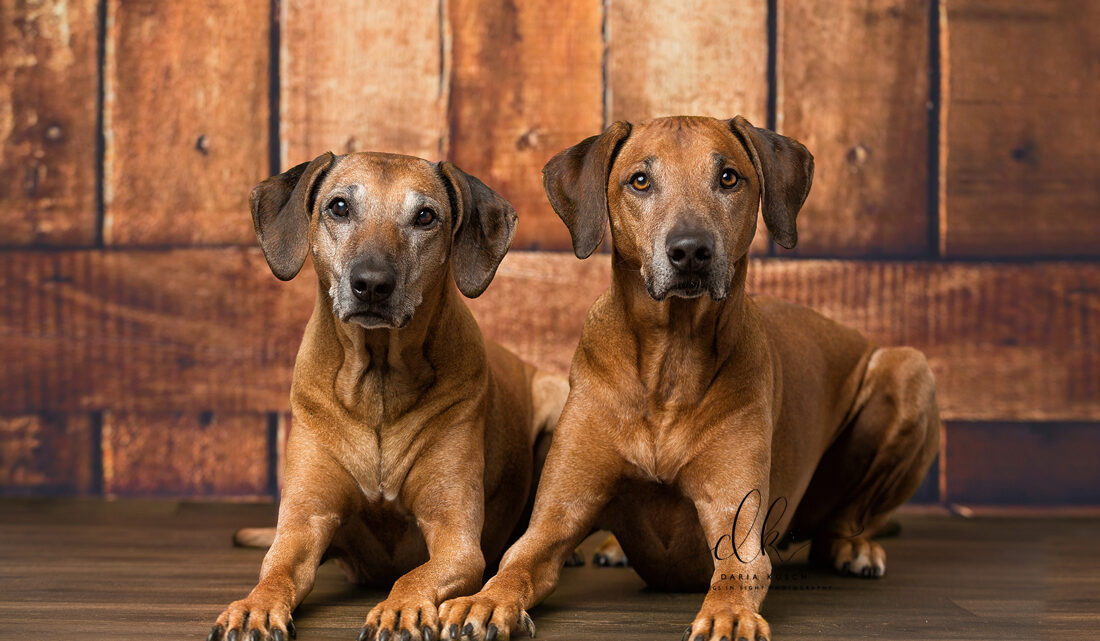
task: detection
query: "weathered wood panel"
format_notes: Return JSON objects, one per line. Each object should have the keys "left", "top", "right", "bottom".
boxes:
{"left": 281, "top": 0, "right": 445, "bottom": 168}
{"left": 946, "top": 422, "right": 1100, "bottom": 505}
{"left": 0, "top": 0, "right": 99, "bottom": 246}
{"left": 1, "top": 250, "right": 1098, "bottom": 422}
{"left": 102, "top": 412, "right": 269, "bottom": 498}
{"left": 447, "top": 0, "right": 603, "bottom": 251}
{"left": 941, "top": 0, "right": 1100, "bottom": 257}
{"left": 102, "top": 0, "right": 270, "bottom": 245}
{"left": 0, "top": 414, "right": 96, "bottom": 495}
{"left": 0, "top": 249, "right": 314, "bottom": 413}
{"left": 607, "top": 0, "right": 770, "bottom": 255}
{"left": 777, "top": 0, "right": 930, "bottom": 257}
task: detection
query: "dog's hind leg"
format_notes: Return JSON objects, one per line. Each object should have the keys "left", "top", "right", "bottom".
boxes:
{"left": 796, "top": 347, "right": 940, "bottom": 578}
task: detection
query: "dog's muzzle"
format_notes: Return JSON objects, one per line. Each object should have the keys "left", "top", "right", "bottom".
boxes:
{"left": 647, "top": 228, "right": 727, "bottom": 301}
{"left": 339, "top": 255, "right": 408, "bottom": 328}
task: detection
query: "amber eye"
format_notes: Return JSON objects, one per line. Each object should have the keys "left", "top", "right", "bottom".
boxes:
{"left": 414, "top": 208, "right": 437, "bottom": 227}
{"left": 630, "top": 172, "right": 650, "bottom": 191}
{"left": 329, "top": 198, "right": 349, "bottom": 217}
{"left": 720, "top": 168, "right": 740, "bottom": 189}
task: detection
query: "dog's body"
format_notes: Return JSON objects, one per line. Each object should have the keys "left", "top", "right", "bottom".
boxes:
{"left": 209, "top": 152, "right": 567, "bottom": 641}
{"left": 439, "top": 116, "right": 940, "bottom": 641}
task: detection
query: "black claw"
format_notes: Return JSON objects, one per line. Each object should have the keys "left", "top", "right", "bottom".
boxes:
{"left": 250, "top": 630, "right": 262, "bottom": 641}
{"left": 379, "top": 629, "right": 392, "bottom": 641}
{"left": 486, "top": 624, "right": 498, "bottom": 641}
{"left": 273, "top": 629, "right": 285, "bottom": 641}
{"left": 448, "top": 624, "right": 459, "bottom": 640}
{"left": 228, "top": 630, "right": 240, "bottom": 641}
{"left": 422, "top": 625, "right": 435, "bottom": 641}
{"left": 208, "top": 625, "right": 225, "bottom": 641}
{"left": 694, "top": 636, "right": 705, "bottom": 641}
{"left": 462, "top": 623, "right": 474, "bottom": 639}
{"left": 681, "top": 626, "right": 692, "bottom": 641}
{"left": 720, "top": 637, "right": 730, "bottom": 641}
{"left": 288, "top": 621, "right": 297, "bottom": 640}
{"left": 359, "top": 625, "right": 374, "bottom": 641}
{"left": 738, "top": 637, "right": 749, "bottom": 641}
{"left": 521, "top": 612, "right": 536, "bottom": 638}
{"left": 399, "top": 629, "right": 411, "bottom": 641}
{"left": 758, "top": 636, "right": 769, "bottom": 641}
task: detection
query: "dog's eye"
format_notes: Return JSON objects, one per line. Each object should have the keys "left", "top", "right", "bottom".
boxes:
{"left": 329, "top": 198, "right": 349, "bottom": 217}
{"left": 414, "top": 209, "right": 437, "bottom": 227}
{"left": 720, "top": 169, "right": 740, "bottom": 189}
{"left": 630, "top": 172, "right": 650, "bottom": 191}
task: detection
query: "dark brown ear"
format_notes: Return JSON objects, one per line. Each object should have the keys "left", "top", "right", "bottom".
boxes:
{"left": 542, "top": 121, "right": 632, "bottom": 259}
{"left": 249, "top": 152, "right": 335, "bottom": 280}
{"left": 728, "top": 116, "right": 813, "bottom": 250}
{"left": 439, "top": 162, "right": 518, "bottom": 298}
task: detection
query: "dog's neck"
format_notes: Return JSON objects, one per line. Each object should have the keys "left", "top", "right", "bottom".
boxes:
{"left": 316, "top": 274, "right": 481, "bottom": 419}
{"left": 610, "top": 252, "right": 753, "bottom": 407}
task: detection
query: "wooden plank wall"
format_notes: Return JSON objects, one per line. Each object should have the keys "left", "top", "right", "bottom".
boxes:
{"left": 1, "top": 0, "right": 1097, "bottom": 507}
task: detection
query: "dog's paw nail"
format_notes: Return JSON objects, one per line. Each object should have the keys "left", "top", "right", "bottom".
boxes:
{"left": 485, "top": 623, "right": 498, "bottom": 641}
{"left": 288, "top": 621, "right": 297, "bottom": 640}
{"left": 461, "top": 623, "right": 473, "bottom": 638}
{"left": 522, "top": 611, "right": 536, "bottom": 637}
{"left": 378, "top": 629, "right": 392, "bottom": 641}
{"left": 208, "top": 625, "right": 224, "bottom": 641}
{"left": 228, "top": 629, "right": 240, "bottom": 641}
{"left": 250, "top": 630, "right": 262, "bottom": 641}
{"left": 422, "top": 625, "right": 434, "bottom": 641}
{"left": 694, "top": 635, "right": 706, "bottom": 641}
{"left": 681, "top": 626, "right": 692, "bottom": 641}
{"left": 272, "top": 629, "right": 285, "bottom": 641}
{"left": 399, "top": 629, "right": 411, "bottom": 641}
{"left": 448, "top": 623, "right": 459, "bottom": 640}
{"left": 358, "top": 626, "right": 374, "bottom": 641}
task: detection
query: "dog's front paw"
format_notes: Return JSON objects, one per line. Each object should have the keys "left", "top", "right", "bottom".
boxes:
{"left": 438, "top": 592, "right": 535, "bottom": 641}
{"left": 360, "top": 595, "right": 438, "bottom": 641}
{"left": 684, "top": 605, "right": 769, "bottom": 641}
{"left": 208, "top": 595, "right": 295, "bottom": 641}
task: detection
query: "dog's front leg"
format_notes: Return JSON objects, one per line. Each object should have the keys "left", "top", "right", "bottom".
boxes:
{"left": 437, "top": 409, "right": 624, "bottom": 641}
{"left": 360, "top": 429, "right": 489, "bottom": 641}
{"left": 679, "top": 439, "right": 774, "bottom": 641}
{"left": 210, "top": 434, "right": 355, "bottom": 641}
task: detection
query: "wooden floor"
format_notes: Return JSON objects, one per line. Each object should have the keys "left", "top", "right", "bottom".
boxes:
{"left": 1, "top": 500, "right": 1096, "bottom": 641}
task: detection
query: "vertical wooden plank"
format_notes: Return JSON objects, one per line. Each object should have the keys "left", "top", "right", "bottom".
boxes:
{"left": 0, "top": 414, "right": 96, "bottom": 495}
{"left": 941, "top": 0, "right": 1100, "bottom": 257}
{"left": 0, "top": 0, "right": 99, "bottom": 246}
{"left": 607, "top": 0, "right": 770, "bottom": 255}
{"left": 102, "top": 412, "right": 270, "bottom": 498}
{"left": 102, "top": 0, "right": 270, "bottom": 245}
{"left": 777, "top": 0, "right": 930, "bottom": 257}
{"left": 281, "top": 0, "right": 445, "bottom": 168}
{"left": 448, "top": 0, "right": 604, "bottom": 251}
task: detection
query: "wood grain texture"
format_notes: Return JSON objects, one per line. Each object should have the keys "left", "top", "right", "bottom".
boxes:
{"left": 5, "top": 501, "right": 1100, "bottom": 638}
{"left": 102, "top": 412, "right": 269, "bottom": 498}
{"left": 777, "top": 0, "right": 930, "bottom": 257}
{"left": 941, "top": 0, "right": 1100, "bottom": 257}
{"left": 607, "top": 0, "right": 771, "bottom": 255}
{"left": 2, "top": 251, "right": 1098, "bottom": 420}
{"left": 280, "top": 0, "right": 445, "bottom": 168}
{"left": 0, "top": 0, "right": 99, "bottom": 246}
{"left": 102, "top": 0, "right": 270, "bottom": 245}
{"left": 946, "top": 422, "right": 1100, "bottom": 506}
{"left": 447, "top": 0, "right": 604, "bottom": 251}
{"left": 0, "top": 249, "right": 314, "bottom": 413}
{"left": 0, "top": 414, "right": 95, "bottom": 494}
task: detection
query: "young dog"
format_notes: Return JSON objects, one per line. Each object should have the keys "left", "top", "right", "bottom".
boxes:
{"left": 207, "top": 152, "right": 567, "bottom": 641}
{"left": 437, "top": 116, "right": 940, "bottom": 641}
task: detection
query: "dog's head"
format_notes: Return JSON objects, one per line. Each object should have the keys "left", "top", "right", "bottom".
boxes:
{"left": 250, "top": 152, "right": 516, "bottom": 329}
{"left": 543, "top": 115, "right": 812, "bottom": 301}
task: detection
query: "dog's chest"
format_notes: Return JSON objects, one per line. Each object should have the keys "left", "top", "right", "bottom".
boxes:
{"left": 622, "top": 409, "right": 698, "bottom": 484}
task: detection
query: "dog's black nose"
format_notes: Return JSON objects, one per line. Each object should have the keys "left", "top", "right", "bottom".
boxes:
{"left": 349, "top": 260, "right": 396, "bottom": 304}
{"left": 666, "top": 230, "right": 714, "bottom": 273}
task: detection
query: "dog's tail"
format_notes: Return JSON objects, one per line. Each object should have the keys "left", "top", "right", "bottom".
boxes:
{"left": 233, "top": 527, "right": 276, "bottom": 548}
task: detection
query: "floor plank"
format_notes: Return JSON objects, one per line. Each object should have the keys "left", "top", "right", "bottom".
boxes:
{"left": 1, "top": 499, "right": 1095, "bottom": 640}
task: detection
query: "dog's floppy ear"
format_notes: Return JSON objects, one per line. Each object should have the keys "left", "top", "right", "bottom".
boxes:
{"left": 542, "top": 121, "right": 632, "bottom": 259}
{"left": 728, "top": 116, "right": 813, "bottom": 250}
{"left": 439, "top": 162, "right": 518, "bottom": 298}
{"left": 249, "top": 152, "right": 335, "bottom": 280}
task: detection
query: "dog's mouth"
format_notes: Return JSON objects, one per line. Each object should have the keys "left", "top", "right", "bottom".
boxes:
{"left": 340, "top": 308, "right": 411, "bottom": 330}
{"left": 646, "top": 275, "right": 730, "bottom": 303}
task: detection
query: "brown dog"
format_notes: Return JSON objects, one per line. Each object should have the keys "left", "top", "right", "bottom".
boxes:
{"left": 208, "top": 152, "right": 568, "bottom": 641}
{"left": 438, "top": 116, "right": 940, "bottom": 640}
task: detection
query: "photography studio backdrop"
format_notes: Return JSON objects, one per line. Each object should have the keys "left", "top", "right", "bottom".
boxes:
{"left": 0, "top": 0, "right": 1096, "bottom": 507}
